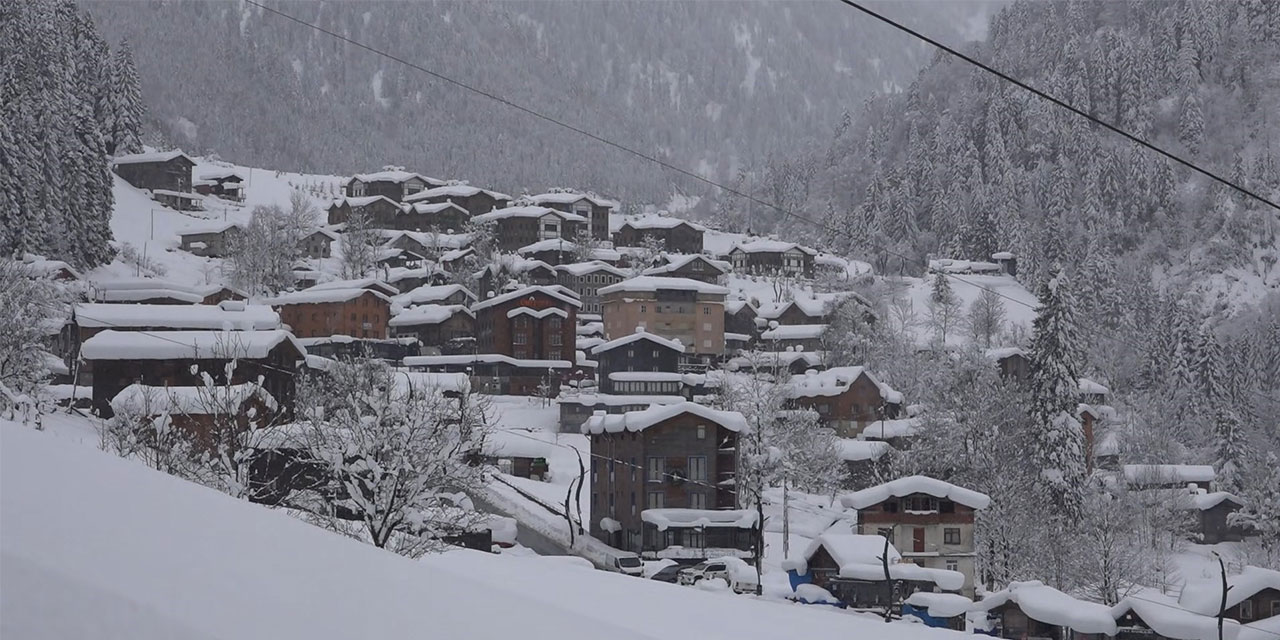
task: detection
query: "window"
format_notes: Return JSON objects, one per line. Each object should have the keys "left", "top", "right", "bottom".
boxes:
{"left": 703, "top": 306, "right": 710, "bottom": 315}
{"left": 945, "top": 560, "right": 958, "bottom": 572}
{"left": 640, "top": 305, "right": 647, "bottom": 313}
{"left": 944, "top": 528, "right": 961, "bottom": 545}
{"left": 647, "top": 491, "right": 664, "bottom": 509}
{"left": 702, "top": 323, "right": 712, "bottom": 331}
{"left": 1240, "top": 599, "right": 1253, "bottom": 620}
{"left": 688, "top": 456, "right": 707, "bottom": 482}
{"left": 627, "top": 349, "right": 634, "bottom": 358}
{"left": 877, "top": 527, "right": 894, "bottom": 542}
{"left": 696, "top": 424, "right": 706, "bottom": 440}
{"left": 652, "top": 350, "right": 660, "bottom": 358}
{"left": 550, "top": 333, "right": 562, "bottom": 346}
{"left": 549, "top": 317, "right": 562, "bottom": 330}
{"left": 904, "top": 496, "right": 939, "bottom": 512}
{"left": 818, "top": 403, "right": 830, "bottom": 415}
{"left": 883, "top": 501, "right": 898, "bottom": 513}
{"left": 513, "top": 332, "right": 528, "bottom": 345}
{"left": 647, "top": 457, "right": 665, "bottom": 482}
{"left": 689, "top": 492, "right": 706, "bottom": 509}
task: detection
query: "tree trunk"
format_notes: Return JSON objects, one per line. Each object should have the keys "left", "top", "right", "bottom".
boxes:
{"left": 782, "top": 478, "right": 790, "bottom": 561}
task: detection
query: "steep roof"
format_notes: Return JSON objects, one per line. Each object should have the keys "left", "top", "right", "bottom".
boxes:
{"left": 80, "top": 330, "right": 304, "bottom": 361}
{"left": 471, "top": 285, "right": 582, "bottom": 312}
{"left": 598, "top": 276, "right": 729, "bottom": 296}
{"left": 789, "top": 366, "right": 902, "bottom": 404}
{"left": 590, "top": 329, "right": 684, "bottom": 355}
{"left": 839, "top": 476, "right": 991, "bottom": 510}
{"left": 330, "top": 195, "right": 399, "bottom": 209}
{"left": 581, "top": 402, "right": 747, "bottom": 435}
{"left": 642, "top": 254, "right": 728, "bottom": 277}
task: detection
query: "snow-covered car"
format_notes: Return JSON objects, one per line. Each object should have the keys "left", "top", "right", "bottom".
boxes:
{"left": 676, "top": 557, "right": 758, "bottom": 593}
{"left": 611, "top": 554, "right": 644, "bottom": 576}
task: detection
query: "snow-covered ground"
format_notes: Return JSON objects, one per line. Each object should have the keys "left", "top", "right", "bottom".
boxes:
{"left": 893, "top": 273, "right": 1039, "bottom": 348}
{"left": 1, "top": 423, "right": 968, "bottom": 640}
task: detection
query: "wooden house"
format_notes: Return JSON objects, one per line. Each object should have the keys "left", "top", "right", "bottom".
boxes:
{"left": 193, "top": 170, "right": 246, "bottom": 201}
{"left": 528, "top": 191, "right": 616, "bottom": 243}
{"left": 976, "top": 581, "right": 1117, "bottom": 640}
{"left": 1178, "top": 566, "right": 1280, "bottom": 624}
{"left": 389, "top": 304, "right": 475, "bottom": 354}
{"left": 298, "top": 228, "right": 338, "bottom": 259}
{"left": 326, "top": 195, "right": 403, "bottom": 226}
{"left": 472, "top": 285, "right": 580, "bottom": 363}
{"left": 591, "top": 330, "right": 685, "bottom": 395}
{"left": 724, "top": 300, "right": 758, "bottom": 337}
{"left": 112, "top": 149, "right": 196, "bottom": 193}
{"left": 788, "top": 367, "right": 904, "bottom": 438}
{"left": 343, "top": 169, "right": 444, "bottom": 202}
{"left": 267, "top": 287, "right": 393, "bottom": 340}
{"left": 79, "top": 329, "right": 302, "bottom": 419}
{"left": 782, "top": 532, "right": 965, "bottom": 609}
{"left": 178, "top": 222, "right": 245, "bottom": 258}
{"left": 583, "top": 402, "right": 750, "bottom": 558}
{"left": 642, "top": 253, "right": 728, "bottom": 284}
{"left": 614, "top": 217, "right": 705, "bottom": 254}
{"left": 725, "top": 239, "right": 817, "bottom": 278}
{"left": 109, "top": 382, "right": 278, "bottom": 451}
{"left": 403, "top": 183, "right": 510, "bottom": 216}
{"left": 471, "top": 206, "right": 586, "bottom": 252}
{"left": 556, "top": 261, "right": 627, "bottom": 316}
{"left": 760, "top": 324, "right": 827, "bottom": 352}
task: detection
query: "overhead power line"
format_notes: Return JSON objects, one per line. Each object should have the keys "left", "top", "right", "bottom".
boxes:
{"left": 835, "top": 0, "right": 1280, "bottom": 214}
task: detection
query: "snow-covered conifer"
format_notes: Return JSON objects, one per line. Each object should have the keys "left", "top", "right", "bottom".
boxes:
{"left": 1027, "top": 267, "right": 1086, "bottom": 510}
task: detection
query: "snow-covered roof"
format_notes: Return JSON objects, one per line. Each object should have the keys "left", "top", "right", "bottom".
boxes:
{"left": 483, "top": 429, "right": 558, "bottom": 459}
{"left": 94, "top": 288, "right": 206, "bottom": 304}
{"left": 403, "top": 354, "right": 572, "bottom": 369}
{"left": 928, "top": 258, "right": 1001, "bottom": 274}
{"left": 198, "top": 169, "right": 243, "bottom": 181}
{"left": 506, "top": 306, "right": 568, "bottom": 320}
{"left": 1122, "top": 465, "right": 1216, "bottom": 485}
{"left": 1078, "top": 377, "right": 1110, "bottom": 396}
{"left": 80, "top": 330, "right": 304, "bottom": 361}
{"left": 404, "top": 184, "right": 511, "bottom": 203}
{"left": 308, "top": 278, "right": 398, "bottom": 296}
{"left": 19, "top": 255, "right": 82, "bottom": 280}
{"left": 1179, "top": 566, "right": 1280, "bottom": 617}
{"left": 992, "top": 251, "right": 1015, "bottom": 260}
{"left": 74, "top": 303, "right": 280, "bottom": 331}
{"left": 726, "top": 351, "right": 824, "bottom": 371}
{"left": 1173, "top": 490, "right": 1243, "bottom": 511}
{"left": 905, "top": 592, "right": 973, "bottom": 618}
{"left": 152, "top": 189, "right": 203, "bottom": 200}
{"left": 111, "top": 383, "right": 277, "bottom": 417}
{"left": 472, "top": 206, "right": 585, "bottom": 223}
{"left": 761, "top": 324, "right": 827, "bottom": 340}
{"left": 728, "top": 239, "right": 817, "bottom": 255}
{"left": 178, "top": 221, "right": 245, "bottom": 236}
{"left": 642, "top": 254, "right": 729, "bottom": 277}
{"left": 621, "top": 216, "right": 705, "bottom": 232}
{"left": 975, "top": 581, "right": 1117, "bottom": 635}
{"left": 557, "top": 261, "right": 627, "bottom": 278}
{"left": 393, "top": 284, "right": 477, "bottom": 306}
{"left": 399, "top": 201, "right": 468, "bottom": 218}
{"left": 1113, "top": 589, "right": 1241, "bottom": 640}
{"left": 265, "top": 288, "right": 392, "bottom": 306}
{"left": 858, "top": 419, "right": 921, "bottom": 441}
{"left": 331, "top": 195, "right": 398, "bottom": 209}
{"left": 985, "top": 346, "right": 1026, "bottom": 361}
{"left": 608, "top": 372, "right": 685, "bottom": 382}
{"left": 112, "top": 149, "right": 195, "bottom": 166}
{"left": 725, "top": 300, "right": 755, "bottom": 315}
{"left": 517, "top": 238, "right": 579, "bottom": 254}
{"left": 471, "top": 285, "right": 582, "bottom": 312}
{"left": 789, "top": 366, "right": 902, "bottom": 404}
{"left": 598, "top": 276, "right": 728, "bottom": 296}
{"left": 527, "top": 191, "right": 617, "bottom": 208}
{"left": 640, "top": 509, "right": 757, "bottom": 531}
{"left": 758, "top": 298, "right": 830, "bottom": 320}
{"left": 582, "top": 402, "right": 747, "bottom": 435}
{"left": 786, "top": 533, "right": 965, "bottom": 590}
{"left": 380, "top": 229, "right": 473, "bottom": 250}
{"left": 389, "top": 304, "right": 473, "bottom": 327}
{"left": 840, "top": 476, "right": 990, "bottom": 510}
{"left": 591, "top": 329, "right": 684, "bottom": 355}
{"left": 837, "top": 439, "right": 892, "bottom": 462}
{"left": 348, "top": 169, "right": 437, "bottom": 185}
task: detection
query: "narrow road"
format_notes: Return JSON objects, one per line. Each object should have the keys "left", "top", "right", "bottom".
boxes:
{"left": 470, "top": 490, "right": 571, "bottom": 557}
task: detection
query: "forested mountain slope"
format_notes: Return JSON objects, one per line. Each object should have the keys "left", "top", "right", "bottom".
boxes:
{"left": 726, "top": 0, "right": 1280, "bottom": 312}
{"left": 82, "top": 0, "right": 995, "bottom": 202}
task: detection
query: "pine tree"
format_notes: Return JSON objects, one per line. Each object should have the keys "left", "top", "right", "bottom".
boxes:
{"left": 1027, "top": 267, "right": 1086, "bottom": 511}
{"left": 927, "top": 271, "right": 962, "bottom": 345}
{"left": 1178, "top": 92, "right": 1204, "bottom": 154}
{"left": 1211, "top": 409, "right": 1245, "bottom": 494}
{"left": 108, "top": 38, "right": 144, "bottom": 156}
{"left": 1191, "top": 326, "right": 1228, "bottom": 409}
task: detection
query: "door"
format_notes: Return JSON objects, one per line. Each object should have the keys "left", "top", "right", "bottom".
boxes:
{"left": 912, "top": 527, "right": 925, "bottom": 553}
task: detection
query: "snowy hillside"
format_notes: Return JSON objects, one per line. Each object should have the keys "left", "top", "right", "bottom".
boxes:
{"left": 94, "top": 156, "right": 341, "bottom": 288}
{"left": 0, "top": 424, "right": 965, "bottom": 640}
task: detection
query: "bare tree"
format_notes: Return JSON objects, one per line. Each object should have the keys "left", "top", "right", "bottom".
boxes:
{"left": 0, "top": 260, "right": 65, "bottom": 409}
{"left": 290, "top": 360, "right": 492, "bottom": 557}
{"left": 967, "top": 284, "right": 1007, "bottom": 349}
{"left": 228, "top": 192, "right": 316, "bottom": 295}
{"left": 926, "top": 272, "right": 962, "bottom": 345}
{"left": 99, "top": 385, "right": 200, "bottom": 476}
{"left": 340, "top": 210, "right": 379, "bottom": 280}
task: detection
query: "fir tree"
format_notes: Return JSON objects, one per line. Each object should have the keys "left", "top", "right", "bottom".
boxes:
{"left": 1191, "top": 326, "right": 1228, "bottom": 409}
{"left": 1027, "top": 267, "right": 1086, "bottom": 511}
{"left": 1211, "top": 409, "right": 1245, "bottom": 494}
{"left": 108, "top": 39, "right": 144, "bottom": 156}
{"left": 1178, "top": 92, "right": 1205, "bottom": 154}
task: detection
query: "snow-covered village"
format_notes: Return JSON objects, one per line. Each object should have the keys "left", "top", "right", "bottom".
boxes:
{"left": 3, "top": 1, "right": 1280, "bottom": 639}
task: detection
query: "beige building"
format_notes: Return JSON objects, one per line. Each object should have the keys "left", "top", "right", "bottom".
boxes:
{"left": 839, "top": 476, "right": 990, "bottom": 597}
{"left": 599, "top": 276, "right": 727, "bottom": 361}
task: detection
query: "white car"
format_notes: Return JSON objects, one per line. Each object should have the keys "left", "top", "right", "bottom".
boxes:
{"left": 677, "top": 557, "right": 758, "bottom": 594}
{"left": 610, "top": 554, "right": 644, "bottom": 576}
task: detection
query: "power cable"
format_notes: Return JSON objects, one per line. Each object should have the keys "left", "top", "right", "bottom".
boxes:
{"left": 835, "top": 0, "right": 1280, "bottom": 214}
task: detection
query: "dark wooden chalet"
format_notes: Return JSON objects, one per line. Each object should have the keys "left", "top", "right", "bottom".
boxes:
{"left": 614, "top": 218, "right": 705, "bottom": 254}
{"left": 591, "top": 330, "right": 685, "bottom": 395}
{"left": 344, "top": 169, "right": 444, "bottom": 202}
{"left": 112, "top": 150, "right": 196, "bottom": 193}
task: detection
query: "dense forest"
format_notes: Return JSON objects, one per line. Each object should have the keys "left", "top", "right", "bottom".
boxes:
{"left": 0, "top": 0, "right": 145, "bottom": 269}
{"left": 81, "top": 0, "right": 998, "bottom": 202}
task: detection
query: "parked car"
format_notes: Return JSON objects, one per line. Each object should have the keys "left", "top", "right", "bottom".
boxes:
{"left": 676, "top": 557, "right": 758, "bottom": 594}
{"left": 650, "top": 564, "right": 682, "bottom": 583}
{"left": 610, "top": 553, "right": 643, "bottom": 576}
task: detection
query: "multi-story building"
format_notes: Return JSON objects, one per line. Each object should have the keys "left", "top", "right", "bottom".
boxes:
{"left": 599, "top": 276, "right": 727, "bottom": 364}
{"left": 556, "top": 261, "right": 627, "bottom": 316}
{"left": 388, "top": 304, "right": 475, "bottom": 354}
{"left": 584, "top": 402, "right": 753, "bottom": 559}
{"left": 472, "top": 285, "right": 579, "bottom": 362}
{"left": 326, "top": 195, "right": 404, "bottom": 227}
{"left": 528, "top": 191, "right": 616, "bottom": 242}
{"left": 788, "top": 366, "right": 903, "bottom": 437}
{"left": 641, "top": 253, "right": 729, "bottom": 284}
{"left": 343, "top": 169, "right": 444, "bottom": 202}
{"left": 839, "top": 476, "right": 990, "bottom": 597}
{"left": 267, "top": 288, "right": 393, "bottom": 339}
{"left": 614, "top": 218, "right": 705, "bottom": 254}
{"left": 725, "top": 239, "right": 817, "bottom": 278}
{"left": 471, "top": 206, "right": 586, "bottom": 252}
{"left": 112, "top": 149, "right": 202, "bottom": 211}
{"left": 592, "top": 330, "right": 685, "bottom": 395}
{"left": 403, "top": 184, "right": 510, "bottom": 216}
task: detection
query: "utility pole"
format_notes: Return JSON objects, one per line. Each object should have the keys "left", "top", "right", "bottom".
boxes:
{"left": 782, "top": 477, "right": 790, "bottom": 560}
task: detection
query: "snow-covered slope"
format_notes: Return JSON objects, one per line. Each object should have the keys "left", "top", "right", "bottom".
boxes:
{"left": 0, "top": 424, "right": 964, "bottom": 640}
{"left": 897, "top": 273, "right": 1038, "bottom": 348}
